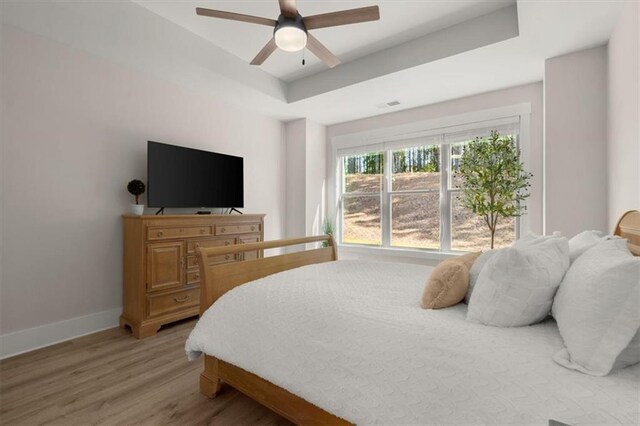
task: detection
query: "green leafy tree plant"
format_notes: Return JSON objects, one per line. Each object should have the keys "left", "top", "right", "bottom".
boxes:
{"left": 456, "top": 131, "right": 532, "bottom": 249}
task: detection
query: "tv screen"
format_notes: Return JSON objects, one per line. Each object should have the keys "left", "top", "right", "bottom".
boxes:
{"left": 147, "top": 141, "right": 244, "bottom": 208}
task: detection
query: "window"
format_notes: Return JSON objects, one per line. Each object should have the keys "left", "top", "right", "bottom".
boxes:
{"left": 342, "top": 152, "right": 383, "bottom": 245}
{"left": 337, "top": 120, "right": 521, "bottom": 252}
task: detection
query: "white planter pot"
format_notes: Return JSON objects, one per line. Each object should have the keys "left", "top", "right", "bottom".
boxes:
{"left": 130, "top": 204, "right": 145, "bottom": 215}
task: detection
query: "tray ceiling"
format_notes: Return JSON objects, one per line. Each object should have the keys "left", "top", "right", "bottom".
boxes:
{"left": 134, "top": 0, "right": 515, "bottom": 82}
{"left": 2, "top": 1, "right": 624, "bottom": 124}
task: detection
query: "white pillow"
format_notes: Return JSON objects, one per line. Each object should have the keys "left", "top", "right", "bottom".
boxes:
{"left": 568, "top": 230, "right": 605, "bottom": 263}
{"left": 512, "top": 231, "right": 563, "bottom": 248}
{"left": 467, "top": 236, "right": 570, "bottom": 327}
{"left": 614, "top": 329, "right": 640, "bottom": 370}
{"left": 464, "top": 233, "right": 564, "bottom": 304}
{"left": 464, "top": 250, "right": 498, "bottom": 304}
{"left": 552, "top": 238, "right": 640, "bottom": 376}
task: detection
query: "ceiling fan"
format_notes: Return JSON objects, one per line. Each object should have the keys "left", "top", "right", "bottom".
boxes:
{"left": 195, "top": 0, "right": 380, "bottom": 68}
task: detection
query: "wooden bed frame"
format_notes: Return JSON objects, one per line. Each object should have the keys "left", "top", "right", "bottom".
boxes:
{"left": 195, "top": 211, "right": 640, "bottom": 425}
{"left": 196, "top": 234, "right": 350, "bottom": 425}
{"left": 614, "top": 210, "right": 640, "bottom": 256}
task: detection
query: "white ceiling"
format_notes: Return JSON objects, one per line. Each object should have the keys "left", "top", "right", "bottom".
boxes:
{"left": 2, "top": 1, "right": 624, "bottom": 125}
{"left": 133, "top": 0, "right": 515, "bottom": 82}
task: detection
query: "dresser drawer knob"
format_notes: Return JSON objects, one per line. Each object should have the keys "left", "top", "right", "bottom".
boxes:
{"left": 195, "top": 243, "right": 200, "bottom": 248}
{"left": 225, "top": 241, "right": 230, "bottom": 246}
{"left": 174, "top": 295, "right": 190, "bottom": 303}
{"left": 157, "top": 231, "right": 163, "bottom": 237}
{"left": 193, "top": 274, "right": 199, "bottom": 280}
{"left": 251, "top": 226, "right": 255, "bottom": 231}
{"left": 200, "top": 228, "right": 206, "bottom": 234}
{"left": 220, "top": 228, "right": 226, "bottom": 233}
{"left": 225, "top": 254, "right": 230, "bottom": 260}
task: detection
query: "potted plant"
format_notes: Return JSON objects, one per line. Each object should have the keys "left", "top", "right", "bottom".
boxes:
{"left": 127, "top": 179, "right": 146, "bottom": 215}
{"left": 321, "top": 217, "right": 334, "bottom": 248}
{"left": 456, "top": 131, "right": 532, "bottom": 249}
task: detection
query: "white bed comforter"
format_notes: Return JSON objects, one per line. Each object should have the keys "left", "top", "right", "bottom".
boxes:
{"left": 186, "top": 260, "right": 640, "bottom": 425}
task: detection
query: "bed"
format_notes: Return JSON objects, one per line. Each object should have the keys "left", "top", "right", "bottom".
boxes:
{"left": 186, "top": 213, "right": 640, "bottom": 425}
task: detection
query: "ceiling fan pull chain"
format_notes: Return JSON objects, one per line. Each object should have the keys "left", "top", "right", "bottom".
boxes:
{"left": 302, "top": 49, "right": 306, "bottom": 66}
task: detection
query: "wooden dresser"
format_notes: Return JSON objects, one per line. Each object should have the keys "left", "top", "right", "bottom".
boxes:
{"left": 121, "top": 214, "right": 265, "bottom": 338}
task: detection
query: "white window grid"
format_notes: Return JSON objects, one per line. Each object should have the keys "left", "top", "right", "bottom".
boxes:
{"left": 338, "top": 133, "right": 521, "bottom": 252}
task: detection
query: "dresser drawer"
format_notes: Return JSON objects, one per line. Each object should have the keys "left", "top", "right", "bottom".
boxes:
{"left": 214, "top": 223, "right": 260, "bottom": 236}
{"left": 147, "top": 226, "right": 212, "bottom": 241}
{"left": 147, "top": 287, "right": 199, "bottom": 318}
{"left": 187, "top": 237, "right": 236, "bottom": 254}
{"left": 239, "top": 234, "right": 261, "bottom": 261}
{"left": 187, "top": 270, "right": 201, "bottom": 285}
{"left": 187, "top": 253, "right": 236, "bottom": 269}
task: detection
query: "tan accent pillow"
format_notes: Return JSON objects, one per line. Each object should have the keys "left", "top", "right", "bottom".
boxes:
{"left": 456, "top": 251, "right": 482, "bottom": 270}
{"left": 421, "top": 252, "right": 480, "bottom": 310}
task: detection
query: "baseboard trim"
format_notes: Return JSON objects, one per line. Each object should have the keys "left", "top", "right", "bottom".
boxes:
{"left": 0, "top": 308, "right": 121, "bottom": 360}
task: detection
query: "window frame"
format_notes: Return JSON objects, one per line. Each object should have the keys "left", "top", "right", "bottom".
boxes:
{"left": 330, "top": 104, "right": 531, "bottom": 256}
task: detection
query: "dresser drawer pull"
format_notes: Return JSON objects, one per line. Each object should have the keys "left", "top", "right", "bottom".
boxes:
{"left": 195, "top": 243, "right": 200, "bottom": 248}
{"left": 251, "top": 226, "right": 255, "bottom": 231}
{"left": 157, "top": 230, "right": 164, "bottom": 237}
{"left": 220, "top": 227, "right": 226, "bottom": 233}
{"left": 225, "top": 240, "right": 230, "bottom": 246}
{"left": 200, "top": 228, "right": 206, "bottom": 234}
{"left": 174, "top": 295, "right": 191, "bottom": 303}
{"left": 193, "top": 274, "right": 199, "bottom": 280}
{"left": 225, "top": 254, "right": 231, "bottom": 260}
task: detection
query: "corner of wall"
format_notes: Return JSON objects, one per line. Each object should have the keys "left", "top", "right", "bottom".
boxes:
{"left": 544, "top": 45, "right": 608, "bottom": 236}
{"left": 606, "top": 0, "right": 640, "bottom": 230}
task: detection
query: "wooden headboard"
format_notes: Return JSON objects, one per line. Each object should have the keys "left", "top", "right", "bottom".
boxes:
{"left": 614, "top": 210, "right": 640, "bottom": 256}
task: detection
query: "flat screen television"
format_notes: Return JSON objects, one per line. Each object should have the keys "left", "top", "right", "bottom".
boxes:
{"left": 147, "top": 141, "right": 244, "bottom": 208}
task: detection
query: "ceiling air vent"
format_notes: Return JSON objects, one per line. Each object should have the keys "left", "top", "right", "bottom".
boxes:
{"left": 376, "top": 100, "right": 401, "bottom": 109}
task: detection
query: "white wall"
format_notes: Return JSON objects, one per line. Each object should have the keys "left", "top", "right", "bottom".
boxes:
{"left": 285, "top": 119, "right": 307, "bottom": 238}
{"left": 0, "top": 25, "right": 286, "bottom": 341}
{"left": 305, "top": 121, "right": 327, "bottom": 236}
{"left": 284, "top": 119, "right": 327, "bottom": 239}
{"left": 544, "top": 46, "right": 608, "bottom": 237}
{"left": 607, "top": 1, "right": 640, "bottom": 230}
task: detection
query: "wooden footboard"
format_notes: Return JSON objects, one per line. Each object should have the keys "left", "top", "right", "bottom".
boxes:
{"left": 196, "top": 235, "right": 351, "bottom": 425}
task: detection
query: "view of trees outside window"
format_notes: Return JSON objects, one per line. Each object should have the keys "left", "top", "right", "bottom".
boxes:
{"left": 343, "top": 152, "right": 383, "bottom": 245}
{"left": 390, "top": 146, "right": 441, "bottom": 249}
{"left": 341, "top": 139, "right": 516, "bottom": 252}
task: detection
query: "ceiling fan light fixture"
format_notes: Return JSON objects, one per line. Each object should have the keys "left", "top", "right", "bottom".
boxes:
{"left": 274, "top": 13, "right": 307, "bottom": 52}
{"left": 275, "top": 26, "right": 307, "bottom": 52}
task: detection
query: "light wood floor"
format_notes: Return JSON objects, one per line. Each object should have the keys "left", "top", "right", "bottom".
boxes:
{"left": 0, "top": 319, "right": 292, "bottom": 425}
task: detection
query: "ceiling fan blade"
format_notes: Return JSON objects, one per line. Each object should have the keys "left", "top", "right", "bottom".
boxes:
{"left": 278, "top": 0, "right": 297, "bottom": 18}
{"left": 304, "top": 5, "right": 380, "bottom": 30}
{"left": 250, "top": 38, "right": 278, "bottom": 66}
{"left": 196, "top": 8, "right": 276, "bottom": 27}
{"left": 306, "top": 34, "right": 340, "bottom": 68}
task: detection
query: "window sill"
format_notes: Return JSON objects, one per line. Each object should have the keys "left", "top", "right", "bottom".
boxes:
{"left": 337, "top": 244, "right": 466, "bottom": 263}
